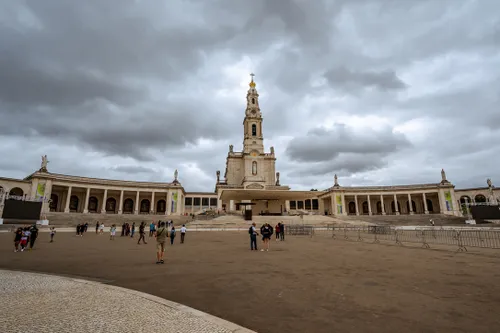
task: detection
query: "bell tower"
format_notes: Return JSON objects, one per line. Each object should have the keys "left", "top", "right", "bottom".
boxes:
{"left": 243, "top": 73, "right": 264, "bottom": 154}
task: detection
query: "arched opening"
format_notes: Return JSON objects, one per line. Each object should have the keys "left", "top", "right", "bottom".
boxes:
{"left": 391, "top": 201, "right": 401, "bottom": 213}
{"left": 251, "top": 124, "right": 257, "bottom": 136}
{"left": 69, "top": 195, "right": 79, "bottom": 212}
{"left": 475, "top": 194, "right": 487, "bottom": 203}
{"left": 156, "top": 199, "right": 166, "bottom": 213}
{"left": 348, "top": 202, "right": 356, "bottom": 214}
{"left": 88, "top": 196, "right": 98, "bottom": 213}
{"left": 50, "top": 194, "right": 58, "bottom": 212}
{"left": 252, "top": 161, "right": 257, "bottom": 175}
{"left": 140, "top": 199, "right": 150, "bottom": 213}
{"left": 105, "top": 198, "right": 117, "bottom": 213}
{"left": 406, "top": 200, "right": 417, "bottom": 213}
{"left": 251, "top": 97, "right": 255, "bottom": 104}
{"left": 426, "top": 199, "right": 434, "bottom": 213}
{"left": 123, "top": 198, "right": 134, "bottom": 213}
{"left": 460, "top": 196, "right": 472, "bottom": 215}
{"left": 9, "top": 187, "right": 24, "bottom": 196}
{"left": 376, "top": 201, "right": 382, "bottom": 214}
{"left": 362, "top": 201, "right": 369, "bottom": 214}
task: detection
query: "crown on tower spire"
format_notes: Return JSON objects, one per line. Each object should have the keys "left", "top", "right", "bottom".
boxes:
{"left": 249, "top": 73, "right": 256, "bottom": 88}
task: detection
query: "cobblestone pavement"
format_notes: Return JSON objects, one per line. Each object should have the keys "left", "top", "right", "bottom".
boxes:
{"left": 0, "top": 269, "right": 255, "bottom": 333}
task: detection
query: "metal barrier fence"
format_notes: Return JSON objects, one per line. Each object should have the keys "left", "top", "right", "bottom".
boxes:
{"left": 320, "top": 225, "right": 500, "bottom": 252}
{"left": 286, "top": 225, "right": 315, "bottom": 237}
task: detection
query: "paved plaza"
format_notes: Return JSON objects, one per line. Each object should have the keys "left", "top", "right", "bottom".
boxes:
{"left": 0, "top": 269, "right": 254, "bottom": 333}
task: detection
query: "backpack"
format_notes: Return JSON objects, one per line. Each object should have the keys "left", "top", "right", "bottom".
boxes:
{"left": 248, "top": 226, "right": 253, "bottom": 235}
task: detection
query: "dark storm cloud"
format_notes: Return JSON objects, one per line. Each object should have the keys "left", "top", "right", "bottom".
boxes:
{"left": 285, "top": 124, "right": 411, "bottom": 163}
{"left": 0, "top": 0, "right": 499, "bottom": 191}
{"left": 324, "top": 67, "right": 407, "bottom": 92}
{"left": 110, "top": 165, "right": 158, "bottom": 174}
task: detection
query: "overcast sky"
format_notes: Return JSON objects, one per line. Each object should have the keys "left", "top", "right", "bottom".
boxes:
{"left": 1, "top": 0, "right": 499, "bottom": 192}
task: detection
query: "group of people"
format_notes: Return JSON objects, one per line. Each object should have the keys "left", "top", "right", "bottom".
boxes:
{"left": 13, "top": 225, "right": 39, "bottom": 252}
{"left": 249, "top": 222, "right": 285, "bottom": 251}
{"left": 76, "top": 223, "right": 88, "bottom": 236}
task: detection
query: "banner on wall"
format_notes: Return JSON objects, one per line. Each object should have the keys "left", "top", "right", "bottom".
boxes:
{"left": 36, "top": 183, "right": 45, "bottom": 198}
{"left": 336, "top": 195, "right": 343, "bottom": 214}
{"left": 171, "top": 192, "right": 178, "bottom": 213}
{"left": 444, "top": 191, "right": 453, "bottom": 211}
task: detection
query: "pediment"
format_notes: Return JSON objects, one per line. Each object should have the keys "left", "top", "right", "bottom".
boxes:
{"left": 246, "top": 183, "right": 265, "bottom": 189}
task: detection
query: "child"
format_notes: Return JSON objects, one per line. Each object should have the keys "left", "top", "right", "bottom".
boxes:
{"left": 19, "top": 227, "right": 30, "bottom": 252}
{"left": 110, "top": 224, "right": 116, "bottom": 240}
{"left": 14, "top": 227, "right": 23, "bottom": 252}
{"left": 50, "top": 227, "right": 56, "bottom": 242}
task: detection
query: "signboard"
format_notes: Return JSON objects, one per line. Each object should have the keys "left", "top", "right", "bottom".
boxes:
{"left": 336, "top": 195, "right": 343, "bottom": 214}
{"left": 36, "top": 183, "right": 46, "bottom": 198}
{"left": 171, "top": 192, "right": 178, "bottom": 213}
{"left": 444, "top": 191, "right": 453, "bottom": 211}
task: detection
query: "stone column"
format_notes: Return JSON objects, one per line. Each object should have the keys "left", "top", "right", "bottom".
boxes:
{"left": 118, "top": 190, "right": 124, "bottom": 214}
{"left": 134, "top": 191, "right": 140, "bottom": 215}
{"left": 341, "top": 193, "right": 346, "bottom": 215}
{"left": 422, "top": 192, "right": 429, "bottom": 214}
{"left": 151, "top": 192, "right": 155, "bottom": 214}
{"left": 354, "top": 195, "right": 359, "bottom": 216}
{"left": 380, "top": 194, "right": 386, "bottom": 215}
{"left": 393, "top": 193, "right": 399, "bottom": 215}
{"left": 408, "top": 193, "right": 414, "bottom": 215}
{"left": 330, "top": 194, "right": 335, "bottom": 215}
{"left": 101, "top": 189, "right": 108, "bottom": 214}
{"left": 83, "top": 187, "right": 91, "bottom": 213}
{"left": 166, "top": 191, "right": 171, "bottom": 215}
{"left": 176, "top": 190, "right": 182, "bottom": 215}
{"left": 367, "top": 195, "right": 372, "bottom": 215}
{"left": 285, "top": 200, "right": 290, "bottom": 212}
{"left": 64, "top": 186, "right": 72, "bottom": 213}
{"left": 230, "top": 200, "right": 235, "bottom": 211}
{"left": 438, "top": 190, "right": 446, "bottom": 214}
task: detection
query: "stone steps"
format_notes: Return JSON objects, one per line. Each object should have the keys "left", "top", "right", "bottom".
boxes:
{"left": 42, "top": 212, "right": 193, "bottom": 227}
{"left": 338, "top": 214, "right": 466, "bottom": 226}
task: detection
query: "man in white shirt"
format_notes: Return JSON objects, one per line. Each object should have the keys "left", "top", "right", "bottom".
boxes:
{"left": 180, "top": 225, "right": 187, "bottom": 244}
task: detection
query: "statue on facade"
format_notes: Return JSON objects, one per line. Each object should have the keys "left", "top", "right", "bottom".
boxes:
{"left": 276, "top": 172, "right": 280, "bottom": 186}
{"left": 174, "top": 169, "right": 178, "bottom": 181}
{"left": 229, "top": 144, "right": 233, "bottom": 153}
{"left": 270, "top": 146, "right": 274, "bottom": 154}
{"left": 441, "top": 168, "right": 447, "bottom": 182}
{"left": 334, "top": 174, "right": 339, "bottom": 187}
{"left": 216, "top": 170, "right": 220, "bottom": 183}
{"left": 40, "top": 155, "right": 49, "bottom": 172}
{"left": 487, "top": 178, "right": 492, "bottom": 187}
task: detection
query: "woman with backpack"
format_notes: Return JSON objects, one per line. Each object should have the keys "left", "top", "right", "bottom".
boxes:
{"left": 260, "top": 223, "right": 273, "bottom": 252}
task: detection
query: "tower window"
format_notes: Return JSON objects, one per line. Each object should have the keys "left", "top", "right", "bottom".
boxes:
{"left": 252, "top": 98, "right": 255, "bottom": 104}
{"left": 252, "top": 124, "right": 257, "bottom": 136}
{"left": 252, "top": 161, "right": 257, "bottom": 175}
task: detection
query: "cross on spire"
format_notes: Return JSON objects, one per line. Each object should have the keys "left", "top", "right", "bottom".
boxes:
{"left": 250, "top": 73, "right": 255, "bottom": 81}
{"left": 249, "top": 73, "right": 256, "bottom": 88}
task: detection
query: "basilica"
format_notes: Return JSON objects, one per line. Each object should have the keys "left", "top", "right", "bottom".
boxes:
{"left": 0, "top": 77, "right": 498, "bottom": 220}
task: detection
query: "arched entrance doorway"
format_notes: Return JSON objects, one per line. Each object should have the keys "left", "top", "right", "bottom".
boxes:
{"left": 391, "top": 201, "right": 401, "bottom": 214}
{"left": 9, "top": 187, "right": 24, "bottom": 196}
{"left": 106, "top": 198, "right": 117, "bottom": 213}
{"left": 376, "top": 201, "right": 383, "bottom": 214}
{"left": 88, "top": 196, "right": 98, "bottom": 213}
{"left": 348, "top": 202, "right": 356, "bottom": 215}
{"left": 156, "top": 199, "right": 166, "bottom": 214}
{"left": 140, "top": 199, "right": 150, "bottom": 213}
{"left": 406, "top": 200, "right": 417, "bottom": 214}
{"left": 362, "top": 201, "right": 369, "bottom": 214}
{"left": 426, "top": 199, "right": 434, "bottom": 213}
{"left": 50, "top": 194, "right": 59, "bottom": 212}
{"left": 123, "top": 198, "right": 134, "bottom": 214}
{"left": 69, "top": 195, "right": 79, "bottom": 212}
{"left": 475, "top": 194, "right": 487, "bottom": 203}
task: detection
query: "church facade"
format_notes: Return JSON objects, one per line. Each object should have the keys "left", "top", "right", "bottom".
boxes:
{"left": 0, "top": 76, "right": 498, "bottom": 219}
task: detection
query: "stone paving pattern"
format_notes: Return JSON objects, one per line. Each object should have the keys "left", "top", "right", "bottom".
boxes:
{"left": 0, "top": 270, "right": 253, "bottom": 333}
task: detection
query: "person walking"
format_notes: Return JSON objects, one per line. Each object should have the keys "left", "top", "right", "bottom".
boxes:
{"left": 275, "top": 223, "right": 280, "bottom": 241}
{"left": 95, "top": 222, "right": 100, "bottom": 234}
{"left": 99, "top": 223, "right": 105, "bottom": 234}
{"left": 149, "top": 221, "right": 156, "bottom": 237}
{"left": 260, "top": 223, "right": 273, "bottom": 251}
{"left": 29, "top": 224, "right": 39, "bottom": 250}
{"left": 110, "top": 224, "right": 117, "bottom": 240}
{"left": 131, "top": 222, "right": 136, "bottom": 238}
{"left": 155, "top": 222, "right": 168, "bottom": 264}
{"left": 13, "top": 227, "right": 22, "bottom": 252}
{"left": 280, "top": 221, "right": 285, "bottom": 241}
{"left": 249, "top": 222, "right": 259, "bottom": 251}
{"left": 169, "top": 226, "right": 176, "bottom": 245}
{"left": 137, "top": 222, "right": 147, "bottom": 244}
{"left": 180, "top": 225, "right": 187, "bottom": 244}
{"left": 49, "top": 227, "right": 56, "bottom": 243}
